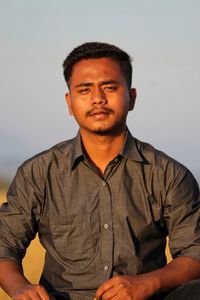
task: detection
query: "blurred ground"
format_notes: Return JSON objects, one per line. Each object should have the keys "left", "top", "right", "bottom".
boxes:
{"left": 0, "top": 190, "right": 171, "bottom": 299}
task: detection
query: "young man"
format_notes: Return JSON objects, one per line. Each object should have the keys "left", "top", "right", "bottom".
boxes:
{"left": 0, "top": 42, "right": 200, "bottom": 300}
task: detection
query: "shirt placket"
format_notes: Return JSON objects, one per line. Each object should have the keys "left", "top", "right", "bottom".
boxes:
{"left": 98, "top": 177, "right": 113, "bottom": 279}
{"left": 97, "top": 159, "right": 121, "bottom": 280}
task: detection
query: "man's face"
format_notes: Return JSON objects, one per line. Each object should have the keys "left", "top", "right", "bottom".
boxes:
{"left": 66, "top": 57, "right": 136, "bottom": 136}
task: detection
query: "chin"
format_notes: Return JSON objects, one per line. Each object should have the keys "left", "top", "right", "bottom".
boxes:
{"left": 93, "top": 129, "right": 111, "bottom": 135}
{"left": 92, "top": 126, "right": 124, "bottom": 136}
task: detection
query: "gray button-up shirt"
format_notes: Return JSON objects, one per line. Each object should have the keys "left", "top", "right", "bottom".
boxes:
{"left": 0, "top": 131, "right": 200, "bottom": 299}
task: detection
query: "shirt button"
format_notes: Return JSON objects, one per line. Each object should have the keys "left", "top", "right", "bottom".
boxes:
{"left": 104, "top": 223, "right": 109, "bottom": 229}
{"left": 102, "top": 181, "right": 106, "bottom": 186}
{"left": 104, "top": 265, "right": 109, "bottom": 271}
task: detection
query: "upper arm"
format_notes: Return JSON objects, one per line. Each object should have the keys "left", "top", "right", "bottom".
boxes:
{"left": 163, "top": 166, "right": 200, "bottom": 261}
{"left": 0, "top": 166, "right": 42, "bottom": 264}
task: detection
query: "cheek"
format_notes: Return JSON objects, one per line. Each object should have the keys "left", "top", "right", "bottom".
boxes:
{"left": 70, "top": 102, "right": 86, "bottom": 121}
{"left": 114, "top": 95, "right": 130, "bottom": 112}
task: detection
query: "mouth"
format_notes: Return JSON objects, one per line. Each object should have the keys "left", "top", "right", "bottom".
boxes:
{"left": 87, "top": 110, "right": 111, "bottom": 120}
{"left": 90, "top": 110, "right": 109, "bottom": 116}
{"left": 87, "top": 108, "right": 113, "bottom": 118}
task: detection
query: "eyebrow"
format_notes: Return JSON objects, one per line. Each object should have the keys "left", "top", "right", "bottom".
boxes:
{"left": 74, "top": 80, "right": 119, "bottom": 88}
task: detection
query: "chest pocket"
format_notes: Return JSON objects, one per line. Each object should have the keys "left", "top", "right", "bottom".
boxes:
{"left": 50, "top": 213, "right": 94, "bottom": 261}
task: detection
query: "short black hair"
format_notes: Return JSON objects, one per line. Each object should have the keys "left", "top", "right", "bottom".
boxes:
{"left": 63, "top": 42, "right": 133, "bottom": 88}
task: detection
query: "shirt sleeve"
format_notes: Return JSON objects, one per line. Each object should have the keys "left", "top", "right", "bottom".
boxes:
{"left": 164, "top": 165, "right": 200, "bottom": 262}
{"left": 0, "top": 165, "right": 42, "bottom": 265}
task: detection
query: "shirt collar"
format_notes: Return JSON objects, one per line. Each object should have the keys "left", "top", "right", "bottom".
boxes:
{"left": 121, "top": 129, "right": 146, "bottom": 163}
{"left": 70, "top": 129, "right": 145, "bottom": 170}
{"left": 70, "top": 132, "right": 84, "bottom": 170}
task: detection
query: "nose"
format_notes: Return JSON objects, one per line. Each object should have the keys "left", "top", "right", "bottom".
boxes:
{"left": 92, "top": 88, "right": 107, "bottom": 106}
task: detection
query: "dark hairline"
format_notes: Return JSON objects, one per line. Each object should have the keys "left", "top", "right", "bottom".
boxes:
{"left": 63, "top": 42, "right": 133, "bottom": 89}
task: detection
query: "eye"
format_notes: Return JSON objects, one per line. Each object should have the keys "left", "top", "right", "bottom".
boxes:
{"left": 79, "top": 87, "right": 90, "bottom": 94}
{"left": 105, "top": 85, "right": 117, "bottom": 92}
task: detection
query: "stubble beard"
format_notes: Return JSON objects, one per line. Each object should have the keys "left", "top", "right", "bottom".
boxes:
{"left": 91, "top": 119, "right": 127, "bottom": 136}
{"left": 84, "top": 108, "right": 128, "bottom": 136}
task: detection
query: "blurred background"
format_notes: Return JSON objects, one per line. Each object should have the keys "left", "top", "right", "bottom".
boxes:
{"left": 0, "top": 0, "right": 199, "bottom": 298}
{"left": 1, "top": 0, "right": 200, "bottom": 187}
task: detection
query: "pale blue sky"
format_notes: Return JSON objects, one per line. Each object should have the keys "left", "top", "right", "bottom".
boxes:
{"left": 0, "top": 0, "right": 200, "bottom": 181}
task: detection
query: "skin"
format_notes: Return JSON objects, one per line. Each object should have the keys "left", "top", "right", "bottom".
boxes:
{"left": 0, "top": 57, "right": 200, "bottom": 299}
{"left": 94, "top": 257, "right": 200, "bottom": 300}
{"left": 66, "top": 57, "right": 136, "bottom": 137}
{"left": 0, "top": 260, "right": 54, "bottom": 299}
{"left": 65, "top": 57, "right": 136, "bottom": 173}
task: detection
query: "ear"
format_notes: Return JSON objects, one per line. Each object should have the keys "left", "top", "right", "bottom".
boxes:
{"left": 65, "top": 93, "right": 74, "bottom": 116}
{"left": 129, "top": 88, "right": 137, "bottom": 111}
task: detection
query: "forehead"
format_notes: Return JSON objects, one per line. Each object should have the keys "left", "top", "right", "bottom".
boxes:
{"left": 70, "top": 58, "right": 124, "bottom": 82}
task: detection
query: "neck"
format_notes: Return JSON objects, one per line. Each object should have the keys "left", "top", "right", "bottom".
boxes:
{"left": 80, "top": 129, "right": 126, "bottom": 175}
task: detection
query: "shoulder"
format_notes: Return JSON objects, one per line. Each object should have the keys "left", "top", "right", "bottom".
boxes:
{"left": 23, "top": 138, "right": 74, "bottom": 166}
{"left": 135, "top": 137, "right": 185, "bottom": 170}
{"left": 134, "top": 137, "right": 198, "bottom": 191}
{"left": 15, "top": 137, "right": 77, "bottom": 184}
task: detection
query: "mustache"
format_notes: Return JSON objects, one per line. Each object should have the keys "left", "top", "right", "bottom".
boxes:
{"left": 86, "top": 107, "right": 114, "bottom": 117}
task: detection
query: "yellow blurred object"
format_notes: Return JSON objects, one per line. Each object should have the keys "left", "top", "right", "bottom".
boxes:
{"left": 0, "top": 191, "right": 172, "bottom": 299}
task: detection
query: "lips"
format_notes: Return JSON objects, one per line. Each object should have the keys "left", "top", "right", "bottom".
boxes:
{"left": 86, "top": 108, "right": 113, "bottom": 117}
{"left": 89, "top": 110, "right": 110, "bottom": 116}
{"left": 87, "top": 110, "right": 111, "bottom": 121}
